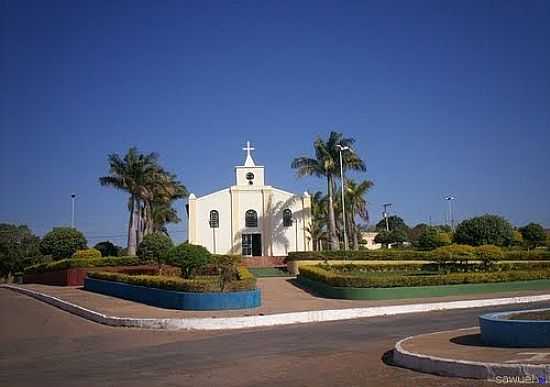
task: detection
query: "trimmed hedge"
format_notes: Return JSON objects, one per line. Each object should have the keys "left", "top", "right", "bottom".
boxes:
{"left": 73, "top": 248, "right": 102, "bottom": 259}
{"left": 325, "top": 262, "right": 550, "bottom": 274}
{"left": 86, "top": 267, "right": 256, "bottom": 293}
{"left": 24, "top": 256, "right": 145, "bottom": 274}
{"left": 287, "top": 249, "right": 550, "bottom": 261}
{"left": 299, "top": 265, "right": 550, "bottom": 288}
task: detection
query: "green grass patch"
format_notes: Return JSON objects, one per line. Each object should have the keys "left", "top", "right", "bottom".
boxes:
{"left": 24, "top": 256, "right": 148, "bottom": 274}
{"left": 248, "top": 267, "right": 291, "bottom": 277}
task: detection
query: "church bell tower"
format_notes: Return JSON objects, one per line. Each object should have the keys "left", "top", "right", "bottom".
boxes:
{"left": 235, "top": 141, "right": 265, "bottom": 187}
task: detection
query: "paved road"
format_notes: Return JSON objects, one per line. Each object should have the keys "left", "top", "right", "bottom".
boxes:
{"left": 2, "top": 289, "right": 549, "bottom": 387}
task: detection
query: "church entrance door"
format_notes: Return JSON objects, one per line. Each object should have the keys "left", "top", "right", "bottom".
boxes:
{"left": 242, "top": 233, "right": 262, "bottom": 256}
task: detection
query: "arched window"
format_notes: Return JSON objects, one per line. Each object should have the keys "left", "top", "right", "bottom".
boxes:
{"left": 283, "top": 209, "right": 293, "bottom": 227}
{"left": 209, "top": 210, "right": 219, "bottom": 228}
{"left": 245, "top": 210, "right": 258, "bottom": 227}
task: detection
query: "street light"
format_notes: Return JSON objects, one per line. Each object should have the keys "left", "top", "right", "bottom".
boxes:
{"left": 336, "top": 144, "right": 351, "bottom": 250}
{"left": 444, "top": 195, "right": 456, "bottom": 231}
{"left": 383, "top": 203, "right": 392, "bottom": 231}
{"left": 71, "top": 193, "right": 77, "bottom": 228}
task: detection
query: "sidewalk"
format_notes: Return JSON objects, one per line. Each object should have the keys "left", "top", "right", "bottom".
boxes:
{"left": 13, "top": 277, "right": 550, "bottom": 319}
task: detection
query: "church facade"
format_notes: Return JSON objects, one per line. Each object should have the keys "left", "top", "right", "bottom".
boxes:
{"left": 187, "top": 142, "right": 312, "bottom": 256}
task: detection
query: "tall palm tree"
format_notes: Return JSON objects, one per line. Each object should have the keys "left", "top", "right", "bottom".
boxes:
{"left": 99, "top": 147, "right": 160, "bottom": 256}
{"left": 345, "top": 179, "right": 374, "bottom": 250}
{"left": 292, "top": 131, "right": 365, "bottom": 250}
{"left": 307, "top": 191, "right": 328, "bottom": 251}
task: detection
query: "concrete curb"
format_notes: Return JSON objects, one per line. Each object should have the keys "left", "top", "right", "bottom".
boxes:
{"left": 3, "top": 284, "right": 550, "bottom": 331}
{"left": 393, "top": 328, "right": 550, "bottom": 380}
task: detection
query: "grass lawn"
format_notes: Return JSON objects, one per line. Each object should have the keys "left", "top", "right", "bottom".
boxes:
{"left": 248, "top": 267, "right": 291, "bottom": 277}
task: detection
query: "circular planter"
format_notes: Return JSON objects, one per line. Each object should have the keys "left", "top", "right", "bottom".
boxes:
{"left": 84, "top": 277, "right": 261, "bottom": 311}
{"left": 479, "top": 308, "right": 550, "bottom": 347}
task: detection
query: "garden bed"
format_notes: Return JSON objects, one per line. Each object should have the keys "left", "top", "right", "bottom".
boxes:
{"left": 480, "top": 309, "right": 550, "bottom": 347}
{"left": 84, "top": 268, "right": 260, "bottom": 310}
{"left": 22, "top": 257, "right": 169, "bottom": 286}
{"left": 296, "top": 265, "right": 550, "bottom": 300}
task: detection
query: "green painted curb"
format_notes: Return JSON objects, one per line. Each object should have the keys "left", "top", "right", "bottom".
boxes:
{"left": 296, "top": 276, "right": 550, "bottom": 300}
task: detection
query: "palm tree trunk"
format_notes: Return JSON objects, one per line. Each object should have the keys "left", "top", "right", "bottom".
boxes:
{"left": 127, "top": 195, "right": 137, "bottom": 256}
{"left": 350, "top": 204, "right": 359, "bottom": 250}
{"left": 327, "top": 175, "right": 339, "bottom": 250}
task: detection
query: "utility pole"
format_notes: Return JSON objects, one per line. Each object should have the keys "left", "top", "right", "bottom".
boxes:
{"left": 336, "top": 144, "right": 351, "bottom": 250}
{"left": 383, "top": 203, "right": 392, "bottom": 232}
{"left": 71, "top": 193, "right": 77, "bottom": 228}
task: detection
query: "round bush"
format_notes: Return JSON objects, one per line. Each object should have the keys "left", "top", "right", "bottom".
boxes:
{"left": 39, "top": 227, "right": 87, "bottom": 259}
{"left": 73, "top": 248, "right": 102, "bottom": 259}
{"left": 163, "top": 243, "right": 210, "bottom": 278}
{"left": 417, "top": 228, "right": 452, "bottom": 250}
{"left": 137, "top": 233, "right": 173, "bottom": 262}
{"left": 93, "top": 241, "right": 120, "bottom": 257}
{"left": 454, "top": 215, "right": 514, "bottom": 247}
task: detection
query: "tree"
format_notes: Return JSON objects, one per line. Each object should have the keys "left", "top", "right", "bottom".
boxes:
{"left": 511, "top": 230, "right": 524, "bottom": 246}
{"left": 375, "top": 215, "right": 410, "bottom": 234}
{"left": 94, "top": 241, "right": 121, "bottom": 257}
{"left": 0, "top": 224, "right": 41, "bottom": 276}
{"left": 518, "top": 223, "right": 546, "bottom": 249}
{"left": 292, "top": 131, "right": 366, "bottom": 250}
{"left": 416, "top": 227, "right": 451, "bottom": 250}
{"left": 39, "top": 227, "right": 87, "bottom": 258}
{"left": 454, "top": 214, "right": 514, "bottom": 247}
{"left": 409, "top": 223, "right": 431, "bottom": 246}
{"left": 344, "top": 179, "right": 374, "bottom": 250}
{"left": 163, "top": 243, "right": 210, "bottom": 278}
{"left": 374, "top": 229, "right": 407, "bottom": 247}
{"left": 99, "top": 147, "right": 188, "bottom": 255}
{"left": 306, "top": 191, "right": 328, "bottom": 251}
{"left": 137, "top": 233, "right": 173, "bottom": 265}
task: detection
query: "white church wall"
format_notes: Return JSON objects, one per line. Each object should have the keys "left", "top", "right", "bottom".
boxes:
{"left": 194, "top": 189, "right": 233, "bottom": 255}
{"left": 269, "top": 189, "right": 305, "bottom": 256}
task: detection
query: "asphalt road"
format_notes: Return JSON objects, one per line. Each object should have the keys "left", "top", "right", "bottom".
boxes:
{"left": 2, "top": 289, "right": 549, "bottom": 387}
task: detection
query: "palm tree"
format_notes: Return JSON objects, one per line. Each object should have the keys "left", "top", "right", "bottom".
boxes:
{"left": 99, "top": 147, "right": 160, "bottom": 256}
{"left": 307, "top": 191, "right": 328, "bottom": 250}
{"left": 292, "top": 131, "right": 365, "bottom": 250}
{"left": 345, "top": 179, "right": 374, "bottom": 250}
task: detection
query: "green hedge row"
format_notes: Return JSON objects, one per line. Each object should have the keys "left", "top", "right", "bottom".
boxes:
{"left": 298, "top": 265, "right": 550, "bottom": 288}
{"left": 24, "top": 256, "right": 147, "bottom": 274}
{"left": 327, "top": 262, "right": 550, "bottom": 274}
{"left": 287, "top": 249, "right": 550, "bottom": 261}
{"left": 87, "top": 267, "right": 256, "bottom": 293}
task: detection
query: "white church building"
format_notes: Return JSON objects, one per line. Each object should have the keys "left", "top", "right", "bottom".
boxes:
{"left": 187, "top": 141, "right": 312, "bottom": 257}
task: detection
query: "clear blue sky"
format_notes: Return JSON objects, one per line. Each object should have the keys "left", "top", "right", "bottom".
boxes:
{"left": 1, "top": 0, "right": 549, "bottom": 246}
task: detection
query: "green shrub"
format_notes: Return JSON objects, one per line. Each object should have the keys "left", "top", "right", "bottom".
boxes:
{"left": 163, "top": 243, "right": 210, "bottom": 278}
{"left": 39, "top": 227, "right": 87, "bottom": 258}
{"left": 24, "top": 256, "right": 143, "bottom": 274}
{"left": 454, "top": 214, "right": 514, "bottom": 246}
{"left": 476, "top": 245, "right": 504, "bottom": 269}
{"left": 73, "top": 248, "right": 102, "bottom": 259}
{"left": 298, "top": 265, "right": 550, "bottom": 288}
{"left": 93, "top": 241, "right": 121, "bottom": 257}
{"left": 87, "top": 268, "right": 256, "bottom": 293}
{"left": 416, "top": 227, "right": 452, "bottom": 250}
{"left": 287, "top": 249, "right": 550, "bottom": 262}
{"left": 431, "top": 244, "right": 476, "bottom": 271}
{"left": 137, "top": 234, "right": 173, "bottom": 262}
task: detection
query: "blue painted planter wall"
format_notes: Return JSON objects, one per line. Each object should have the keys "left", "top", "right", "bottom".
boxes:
{"left": 84, "top": 277, "right": 261, "bottom": 311}
{"left": 479, "top": 309, "right": 550, "bottom": 347}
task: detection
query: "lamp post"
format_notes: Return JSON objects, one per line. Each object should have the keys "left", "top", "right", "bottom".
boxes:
{"left": 336, "top": 144, "right": 351, "bottom": 250}
{"left": 444, "top": 195, "right": 456, "bottom": 231}
{"left": 383, "top": 203, "right": 392, "bottom": 231}
{"left": 70, "top": 193, "right": 77, "bottom": 228}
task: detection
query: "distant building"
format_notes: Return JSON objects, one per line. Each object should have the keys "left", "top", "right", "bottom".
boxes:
{"left": 187, "top": 141, "right": 312, "bottom": 256}
{"left": 361, "top": 232, "right": 382, "bottom": 250}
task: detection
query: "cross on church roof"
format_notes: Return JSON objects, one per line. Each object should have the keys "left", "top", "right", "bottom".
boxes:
{"left": 242, "top": 140, "right": 256, "bottom": 167}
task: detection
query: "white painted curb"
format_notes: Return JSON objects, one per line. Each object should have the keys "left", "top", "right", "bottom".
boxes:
{"left": 393, "top": 328, "right": 550, "bottom": 380}
{"left": 2, "top": 284, "right": 550, "bottom": 331}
